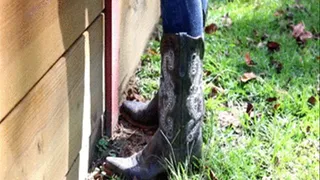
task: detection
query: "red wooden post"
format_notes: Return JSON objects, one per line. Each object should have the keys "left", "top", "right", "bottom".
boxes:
{"left": 104, "top": 0, "right": 120, "bottom": 136}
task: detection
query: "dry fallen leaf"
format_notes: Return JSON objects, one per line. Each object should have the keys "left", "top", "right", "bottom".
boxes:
{"left": 204, "top": 70, "right": 212, "bottom": 77}
{"left": 147, "top": 48, "right": 158, "bottom": 55}
{"left": 292, "top": 22, "right": 313, "bottom": 44}
{"left": 274, "top": 103, "right": 280, "bottom": 110}
{"left": 205, "top": 23, "right": 218, "bottom": 34}
{"left": 126, "top": 88, "right": 145, "bottom": 102}
{"left": 221, "top": 13, "right": 232, "bottom": 27}
{"left": 246, "top": 103, "right": 254, "bottom": 115}
{"left": 209, "top": 87, "right": 218, "bottom": 98}
{"left": 240, "top": 72, "right": 257, "bottom": 82}
{"left": 307, "top": 96, "right": 316, "bottom": 106}
{"left": 306, "top": 126, "right": 311, "bottom": 133}
{"left": 292, "top": 22, "right": 305, "bottom": 37}
{"left": 267, "top": 41, "right": 281, "bottom": 52}
{"left": 209, "top": 85, "right": 224, "bottom": 98}
{"left": 245, "top": 52, "right": 256, "bottom": 66}
{"left": 209, "top": 170, "right": 218, "bottom": 180}
{"left": 299, "top": 31, "right": 313, "bottom": 42}
{"left": 266, "top": 97, "right": 277, "bottom": 102}
{"left": 218, "top": 111, "right": 240, "bottom": 128}
{"left": 274, "top": 9, "right": 285, "bottom": 17}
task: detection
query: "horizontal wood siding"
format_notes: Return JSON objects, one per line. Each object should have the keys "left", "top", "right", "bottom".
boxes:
{"left": 0, "top": 0, "right": 104, "bottom": 121}
{"left": 0, "top": 15, "right": 104, "bottom": 179}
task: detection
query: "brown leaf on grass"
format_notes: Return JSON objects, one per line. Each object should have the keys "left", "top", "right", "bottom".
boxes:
{"left": 209, "top": 87, "right": 218, "bottom": 98}
{"left": 126, "top": 88, "right": 145, "bottom": 102}
{"left": 306, "top": 126, "right": 311, "bottom": 133}
{"left": 274, "top": 103, "right": 280, "bottom": 110}
{"left": 246, "top": 103, "right": 254, "bottom": 115}
{"left": 245, "top": 52, "right": 256, "bottom": 66}
{"left": 307, "top": 96, "right": 316, "bottom": 106}
{"left": 209, "top": 85, "right": 224, "bottom": 98}
{"left": 205, "top": 23, "right": 218, "bottom": 34}
{"left": 240, "top": 72, "right": 257, "bottom": 82}
{"left": 292, "top": 22, "right": 305, "bottom": 37}
{"left": 292, "top": 22, "right": 313, "bottom": 44}
{"left": 299, "top": 31, "right": 313, "bottom": 41}
{"left": 266, "top": 97, "right": 277, "bottom": 102}
{"left": 267, "top": 41, "right": 281, "bottom": 52}
{"left": 317, "top": 56, "right": 320, "bottom": 60}
{"left": 274, "top": 9, "right": 285, "bottom": 17}
{"left": 209, "top": 170, "right": 218, "bottom": 180}
{"left": 147, "top": 48, "right": 158, "bottom": 55}
{"left": 270, "top": 59, "right": 283, "bottom": 73}
{"left": 221, "top": 13, "right": 232, "bottom": 27}
{"left": 218, "top": 111, "right": 240, "bottom": 128}
{"left": 204, "top": 70, "right": 212, "bottom": 77}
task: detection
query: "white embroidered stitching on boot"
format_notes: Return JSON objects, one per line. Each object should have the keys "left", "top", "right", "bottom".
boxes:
{"left": 187, "top": 119, "right": 201, "bottom": 142}
{"left": 186, "top": 52, "right": 204, "bottom": 142}
{"left": 159, "top": 49, "right": 176, "bottom": 139}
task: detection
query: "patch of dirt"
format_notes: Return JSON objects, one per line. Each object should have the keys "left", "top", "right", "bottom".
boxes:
{"left": 109, "top": 117, "right": 156, "bottom": 157}
{"left": 88, "top": 115, "right": 157, "bottom": 179}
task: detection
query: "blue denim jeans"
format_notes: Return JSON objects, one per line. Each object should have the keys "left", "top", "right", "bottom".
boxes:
{"left": 161, "top": 0, "right": 208, "bottom": 37}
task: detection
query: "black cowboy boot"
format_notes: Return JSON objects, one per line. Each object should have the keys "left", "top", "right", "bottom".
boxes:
{"left": 106, "top": 33, "right": 205, "bottom": 179}
{"left": 120, "top": 6, "right": 208, "bottom": 129}
{"left": 120, "top": 93, "right": 159, "bottom": 128}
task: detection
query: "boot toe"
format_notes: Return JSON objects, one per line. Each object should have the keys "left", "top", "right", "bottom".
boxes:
{"left": 121, "top": 101, "right": 148, "bottom": 114}
{"left": 120, "top": 100, "right": 159, "bottom": 128}
{"left": 106, "top": 156, "right": 138, "bottom": 170}
{"left": 106, "top": 153, "right": 162, "bottom": 179}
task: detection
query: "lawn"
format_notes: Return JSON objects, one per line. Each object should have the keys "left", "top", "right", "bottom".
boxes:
{"left": 133, "top": 0, "right": 320, "bottom": 179}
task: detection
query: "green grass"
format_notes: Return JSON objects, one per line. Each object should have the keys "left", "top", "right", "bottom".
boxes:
{"left": 135, "top": 0, "right": 320, "bottom": 179}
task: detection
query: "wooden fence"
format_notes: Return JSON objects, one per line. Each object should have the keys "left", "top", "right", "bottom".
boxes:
{"left": 0, "top": 0, "right": 159, "bottom": 179}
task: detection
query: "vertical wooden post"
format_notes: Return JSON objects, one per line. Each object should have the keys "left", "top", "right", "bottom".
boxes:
{"left": 104, "top": 0, "right": 120, "bottom": 136}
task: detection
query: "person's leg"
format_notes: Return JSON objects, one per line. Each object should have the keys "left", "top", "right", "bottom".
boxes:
{"left": 161, "top": 0, "right": 203, "bottom": 36}
{"left": 106, "top": 1, "right": 206, "bottom": 179}
{"left": 120, "top": 0, "right": 208, "bottom": 128}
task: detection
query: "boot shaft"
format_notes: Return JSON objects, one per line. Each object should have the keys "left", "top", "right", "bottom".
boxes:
{"left": 158, "top": 33, "right": 205, "bottom": 154}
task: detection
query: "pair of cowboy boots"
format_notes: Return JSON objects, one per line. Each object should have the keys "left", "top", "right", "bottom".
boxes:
{"left": 106, "top": 33, "right": 205, "bottom": 179}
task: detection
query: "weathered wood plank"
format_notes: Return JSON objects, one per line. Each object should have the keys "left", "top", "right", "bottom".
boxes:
{"left": 0, "top": 0, "right": 104, "bottom": 121}
{"left": 65, "top": 156, "right": 80, "bottom": 180}
{"left": 0, "top": 15, "right": 104, "bottom": 179}
{"left": 118, "top": 0, "right": 160, "bottom": 97}
{"left": 78, "top": 13, "right": 104, "bottom": 179}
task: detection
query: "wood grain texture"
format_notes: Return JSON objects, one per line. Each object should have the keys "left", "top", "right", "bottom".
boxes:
{"left": 66, "top": 156, "right": 79, "bottom": 180}
{"left": 78, "top": 14, "right": 104, "bottom": 179}
{"left": 0, "top": 0, "right": 104, "bottom": 121}
{"left": 118, "top": 0, "right": 160, "bottom": 98}
{"left": 0, "top": 15, "right": 104, "bottom": 179}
